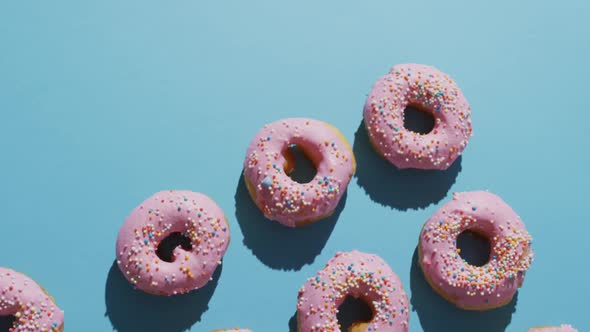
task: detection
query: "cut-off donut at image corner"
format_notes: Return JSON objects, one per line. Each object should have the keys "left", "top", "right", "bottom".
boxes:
{"left": 353, "top": 120, "right": 463, "bottom": 210}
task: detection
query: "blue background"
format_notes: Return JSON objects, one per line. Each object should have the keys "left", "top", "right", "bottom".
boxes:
{"left": 1, "top": 1, "right": 588, "bottom": 331}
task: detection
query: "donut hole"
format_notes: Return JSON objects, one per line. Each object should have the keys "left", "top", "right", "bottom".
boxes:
{"left": 282, "top": 144, "right": 317, "bottom": 184}
{"left": 0, "top": 315, "right": 15, "bottom": 331}
{"left": 156, "top": 232, "right": 193, "bottom": 263}
{"left": 457, "top": 230, "right": 491, "bottom": 267}
{"left": 403, "top": 105, "right": 435, "bottom": 134}
{"left": 337, "top": 296, "right": 374, "bottom": 332}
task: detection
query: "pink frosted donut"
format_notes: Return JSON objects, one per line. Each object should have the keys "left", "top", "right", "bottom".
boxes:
{"left": 116, "top": 190, "right": 230, "bottom": 296}
{"left": 364, "top": 63, "right": 472, "bottom": 170}
{"left": 419, "top": 191, "right": 533, "bottom": 310}
{"left": 297, "top": 251, "right": 410, "bottom": 332}
{"left": 243, "top": 118, "right": 355, "bottom": 227}
{"left": 0, "top": 267, "right": 64, "bottom": 331}
{"left": 528, "top": 325, "right": 578, "bottom": 332}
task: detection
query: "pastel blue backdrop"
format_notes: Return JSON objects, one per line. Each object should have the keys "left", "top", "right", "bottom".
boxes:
{"left": 1, "top": 1, "right": 588, "bottom": 331}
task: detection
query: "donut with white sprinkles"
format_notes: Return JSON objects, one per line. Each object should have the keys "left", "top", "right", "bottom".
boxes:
{"left": 364, "top": 63, "right": 472, "bottom": 170}
{"left": 116, "top": 190, "right": 229, "bottom": 295}
{"left": 419, "top": 191, "right": 533, "bottom": 310}
{"left": 297, "top": 251, "right": 410, "bottom": 332}
{"left": 243, "top": 118, "right": 355, "bottom": 227}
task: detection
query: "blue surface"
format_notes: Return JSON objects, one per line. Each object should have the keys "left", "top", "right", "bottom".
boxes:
{"left": 0, "top": 1, "right": 588, "bottom": 331}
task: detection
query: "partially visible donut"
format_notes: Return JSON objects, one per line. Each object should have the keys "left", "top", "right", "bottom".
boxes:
{"left": 419, "top": 191, "right": 533, "bottom": 310}
{"left": 116, "top": 190, "right": 230, "bottom": 295}
{"left": 528, "top": 326, "right": 578, "bottom": 332}
{"left": 0, "top": 267, "right": 64, "bottom": 331}
{"left": 297, "top": 251, "right": 409, "bottom": 332}
{"left": 244, "top": 118, "right": 355, "bottom": 227}
{"left": 364, "top": 63, "right": 472, "bottom": 170}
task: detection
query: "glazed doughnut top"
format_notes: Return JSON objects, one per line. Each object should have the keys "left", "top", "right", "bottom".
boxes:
{"left": 116, "top": 190, "right": 229, "bottom": 295}
{"left": 244, "top": 118, "right": 355, "bottom": 226}
{"left": 297, "top": 251, "right": 409, "bottom": 332}
{"left": 364, "top": 63, "right": 472, "bottom": 170}
{"left": 0, "top": 267, "right": 64, "bottom": 331}
{"left": 420, "top": 191, "right": 533, "bottom": 308}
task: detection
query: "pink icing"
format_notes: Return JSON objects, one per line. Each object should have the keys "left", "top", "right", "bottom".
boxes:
{"left": 528, "top": 325, "right": 578, "bottom": 332}
{"left": 363, "top": 63, "right": 472, "bottom": 170}
{"left": 116, "top": 190, "right": 230, "bottom": 296}
{"left": 0, "top": 268, "right": 64, "bottom": 331}
{"left": 297, "top": 251, "right": 409, "bottom": 332}
{"left": 419, "top": 191, "right": 533, "bottom": 309}
{"left": 243, "top": 118, "right": 355, "bottom": 227}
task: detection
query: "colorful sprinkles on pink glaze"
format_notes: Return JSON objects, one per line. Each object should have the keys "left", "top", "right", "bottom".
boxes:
{"left": 364, "top": 63, "right": 472, "bottom": 170}
{"left": 419, "top": 191, "right": 533, "bottom": 309}
{"left": 528, "top": 325, "right": 578, "bottom": 332}
{"left": 116, "top": 190, "right": 229, "bottom": 296}
{"left": 243, "top": 118, "right": 355, "bottom": 227}
{"left": 0, "top": 267, "right": 64, "bottom": 332}
{"left": 297, "top": 251, "right": 409, "bottom": 332}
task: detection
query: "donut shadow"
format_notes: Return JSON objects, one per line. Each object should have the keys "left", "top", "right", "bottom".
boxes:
{"left": 353, "top": 121, "right": 462, "bottom": 211}
{"left": 288, "top": 311, "right": 298, "bottom": 332}
{"left": 0, "top": 316, "right": 15, "bottom": 330}
{"left": 104, "top": 260, "right": 221, "bottom": 332}
{"left": 410, "top": 247, "right": 518, "bottom": 332}
{"left": 235, "top": 173, "right": 344, "bottom": 271}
